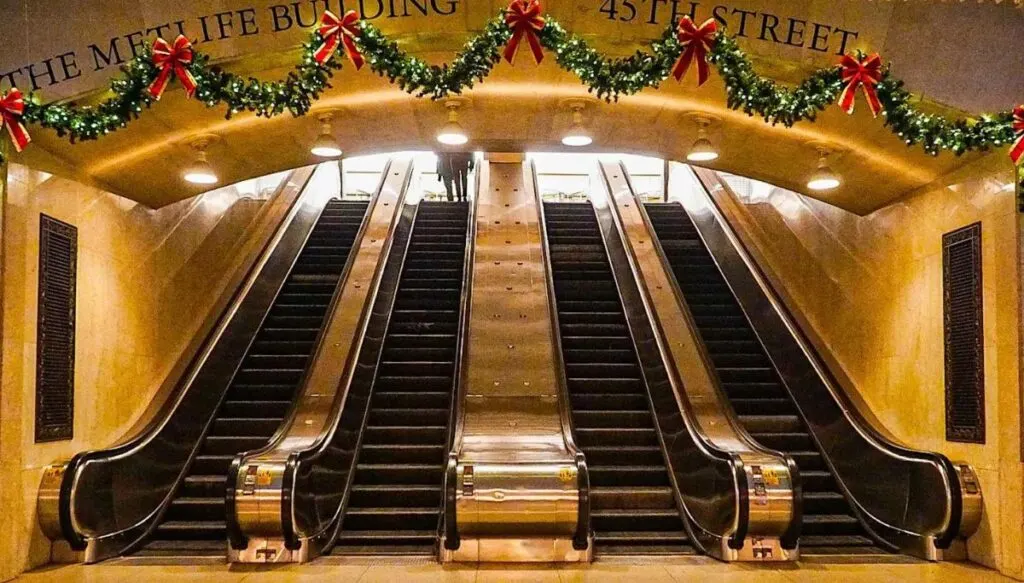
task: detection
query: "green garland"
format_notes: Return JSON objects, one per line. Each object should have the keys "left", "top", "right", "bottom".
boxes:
{"left": 2, "top": 8, "right": 1018, "bottom": 166}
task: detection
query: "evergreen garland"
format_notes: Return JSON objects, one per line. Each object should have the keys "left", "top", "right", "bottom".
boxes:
{"left": 1, "top": 8, "right": 1019, "bottom": 166}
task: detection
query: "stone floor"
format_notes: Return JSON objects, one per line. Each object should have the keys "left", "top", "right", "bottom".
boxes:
{"left": 16, "top": 558, "right": 1018, "bottom": 583}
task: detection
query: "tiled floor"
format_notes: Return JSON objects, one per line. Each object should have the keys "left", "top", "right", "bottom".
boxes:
{"left": 16, "top": 559, "right": 1017, "bottom": 583}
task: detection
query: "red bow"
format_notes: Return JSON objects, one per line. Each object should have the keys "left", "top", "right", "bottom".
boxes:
{"left": 1, "top": 88, "right": 30, "bottom": 153}
{"left": 149, "top": 35, "right": 198, "bottom": 100}
{"left": 1010, "top": 105, "right": 1024, "bottom": 166}
{"left": 503, "top": 0, "right": 545, "bottom": 65}
{"left": 314, "top": 10, "right": 364, "bottom": 69}
{"left": 838, "top": 53, "right": 883, "bottom": 117}
{"left": 672, "top": 16, "right": 718, "bottom": 85}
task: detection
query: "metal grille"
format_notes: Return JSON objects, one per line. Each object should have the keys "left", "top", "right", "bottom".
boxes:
{"left": 35, "top": 215, "right": 78, "bottom": 443}
{"left": 943, "top": 222, "right": 984, "bottom": 444}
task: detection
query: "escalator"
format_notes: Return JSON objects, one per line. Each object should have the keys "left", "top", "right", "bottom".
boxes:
{"left": 644, "top": 203, "right": 884, "bottom": 556}
{"left": 331, "top": 201, "right": 470, "bottom": 555}
{"left": 543, "top": 202, "right": 692, "bottom": 556}
{"left": 138, "top": 199, "right": 369, "bottom": 556}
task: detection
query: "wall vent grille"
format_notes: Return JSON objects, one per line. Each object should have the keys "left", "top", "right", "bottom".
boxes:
{"left": 943, "top": 222, "right": 985, "bottom": 444}
{"left": 35, "top": 214, "right": 78, "bottom": 443}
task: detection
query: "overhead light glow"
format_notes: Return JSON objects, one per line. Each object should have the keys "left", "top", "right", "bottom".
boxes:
{"left": 183, "top": 138, "right": 219, "bottom": 186}
{"left": 311, "top": 113, "right": 343, "bottom": 158}
{"left": 686, "top": 117, "right": 719, "bottom": 162}
{"left": 562, "top": 102, "right": 593, "bottom": 147}
{"left": 437, "top": 100, "right": 469, "bottom": 145}
{"left": 807, "top": 148, "right": 841, "bottom": 191}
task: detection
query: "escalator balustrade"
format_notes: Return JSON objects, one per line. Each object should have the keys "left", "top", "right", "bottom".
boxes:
{"left": 644, "top": 203, "right": 885, "bottom": 556}
{"left": 332, "top": 201, "right": 469, "bottom": 555}
{"left": 544, "top": 202, "right": 693, "bottom": 556}
{"left": 137, "top": 200, "right": 368, "bottom": 556}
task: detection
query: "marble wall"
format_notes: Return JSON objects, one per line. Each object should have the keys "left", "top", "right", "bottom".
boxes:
{"left": 699, "top": 153, "right": 1022, "bottom": 578}
{"left": 0, "top": 165, "right": 301, "bottom": 581}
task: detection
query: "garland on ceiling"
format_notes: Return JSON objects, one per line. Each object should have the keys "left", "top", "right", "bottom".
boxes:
{"left": 0, "top": 0, "right": 1021, "bottom": 168}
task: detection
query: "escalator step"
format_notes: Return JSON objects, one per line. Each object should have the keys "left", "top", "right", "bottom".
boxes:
{"left": 576, "top": 428, "right": 658, "bottom": 447}
{"left": 364, "top": 425, "right": 448, "bottom": 444}
{"left": 584, "top": 446, "right": 664, "bottom": 466}
{"left": 592, "top": 509, "right": 683, "bottom": 531}
{"left": 573, "top": 410, "right": 653, "bottom": 428}
{"left": 349, "top": 484, "right": 442, "bottom": 507}
{"left": 590, "top": 486, "right": 676, "bottom": 509}
{"left": 155, "top": 521, "right": 226, "bottom": 540}
{"left": 166, "top": 497, "right": 225, "bottom": 522}
{"left": 343, "top": 508, "right": 440, "bottom": 530}
{"left": 589, "top": 465, "right": 671, "bottom": 487}
{"left": 358, "top": 444, "right": 446, "bottom": 464}
{"left": 737, "top": 414, "right": 803, "bottom": 433}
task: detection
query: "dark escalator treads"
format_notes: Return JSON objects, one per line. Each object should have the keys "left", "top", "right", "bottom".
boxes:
{"left": 644, "top": 202, "right": 887, "bottom": 557}
{"left": 134, "top": 200, "right": 368, "bottom": 557}
{"left": 544, "top": 202, "right": 694, "bottom": 556}
{"left": 332, "top": 201, "right": 469, "bottom": 556}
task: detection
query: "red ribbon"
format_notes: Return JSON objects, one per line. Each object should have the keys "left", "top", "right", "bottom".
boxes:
{"left": 314, "top": 10, "right": 364, "bottom": 69}
{"left": 838, "top": 53, "right": 883, "bottom": 117}
{"left": 672, "top": 16, "right": 718, "bottom": 85}
{"left": 1010, "top": 105, "right": 1024, "bottom": 166}
{"left": 149, "top": 35, "right": 198, "bottom": 100}
{"left": 0, "top": 88, "right": 30, "bottom": 153}
{"left": 503, "top": 0, "right": 545, "bottom": 65}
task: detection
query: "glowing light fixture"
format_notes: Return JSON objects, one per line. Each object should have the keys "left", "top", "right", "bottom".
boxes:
{"left": 807, "top": 146, "right": 841, "bottom": 191}
{"left": 437, "top": 99, "right": 469, "bottom": 146}
{"left": 310, "top": 112, "right": 343, "bottom": 158}
{"left": 562, "top": 101, "right": 593, "bottom": 147}
{"left": 686, "top": 115, "right": 719, "bottom": 162}
{"left": 183, "top": 136, "right": 219, "bottom": 186}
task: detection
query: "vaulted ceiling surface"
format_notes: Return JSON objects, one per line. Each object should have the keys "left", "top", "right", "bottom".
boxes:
{"left": 10, "top": 52, "right": 991, "bottom": 215}
{"left": 4, "top": 0, "right": 1021, "bottom": 213}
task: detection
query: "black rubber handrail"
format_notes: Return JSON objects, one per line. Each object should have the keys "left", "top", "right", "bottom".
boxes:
{"left": 689, "top": 167, "right": 964, "bottom": 555}
{"left": 224, "top": 160, "right": 395, "bottom": 553}
{"left": 440, "top": 172, "right": 480, "bottom": 553}
{"left": 530, "top": 160, "right": 591, "bottom": 552}
{"left": 52, "top": 166, "right": 321, "bottom": 561}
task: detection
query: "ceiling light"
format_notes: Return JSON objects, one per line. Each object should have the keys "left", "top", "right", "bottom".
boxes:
{"left": 183, "top": 137, "right": 219, "bottom": 186}
{"left": 437, "top": 100, "right": 468, "bottom": 146}
{"left": 686, "top": 116, "right": 719, "bottom": 162}
{"left": 807, "top": 147, "right": 841, "bottom": 191}
{"left": 310, "top": 112, "right": 342, "bottom": 158}
{"left": 562, "top": 101, "right": 593, "bottom": 147}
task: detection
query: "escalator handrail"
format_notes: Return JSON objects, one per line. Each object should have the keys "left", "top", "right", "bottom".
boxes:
{"left": 314, "top": 195, "right": 420, "bottom": 554}
{"left": 529, "top": 159, "right": 591, "bottom": 551}
{"left": 47, "top": 166, "right": 320, "bottom": 554}
{"left": 619, "top": 163, "right": 803, "bottom": 549}
{"left": 689, "top": 167, "right": 965, "bottom": 550}
{"left": 283, "top": 161, "right": 416, "bottom": 548}
{"left": 440, "top": 178, "right": 480, "bottom": 552}
{"left": 589, "top": 164, "right": 738, "bottom": 553}
{"left": 224, "top": 159, "right": 396, "bottom": 551}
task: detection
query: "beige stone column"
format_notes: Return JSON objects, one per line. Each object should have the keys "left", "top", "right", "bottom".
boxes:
{"left": 0, "top": 138, "right": 20, "bottom": 582}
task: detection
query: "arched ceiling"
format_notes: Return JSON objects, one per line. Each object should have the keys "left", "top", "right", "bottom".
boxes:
{"left": 2, "top": 0, "right": 1021, "bottom": 214}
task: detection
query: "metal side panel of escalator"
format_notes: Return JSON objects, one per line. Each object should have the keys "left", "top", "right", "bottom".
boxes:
{"left": 543, "top": 201, "right": 694, "bottom": 556}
